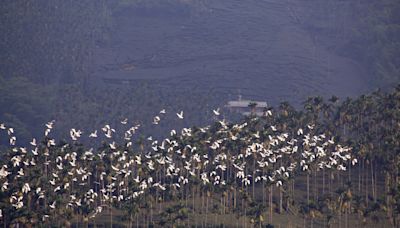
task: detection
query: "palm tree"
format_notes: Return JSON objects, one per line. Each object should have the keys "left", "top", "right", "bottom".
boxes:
{"left": 248, "top": 102, "right": 258, "bottom": 116}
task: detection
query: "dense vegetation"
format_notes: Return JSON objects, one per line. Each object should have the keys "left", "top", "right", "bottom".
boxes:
{"left": 0, "top": 86, "right": 400, "bottom": 227}
{"left": 349, "top": 0, "right": 400, "bottom": 85}
{"left": 303, "top": 0, "right": 400, "bottom": 86}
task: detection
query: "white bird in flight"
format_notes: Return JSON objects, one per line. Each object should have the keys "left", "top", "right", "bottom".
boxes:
{"left": 213, "top": 108, "right": 220, "bottom": 116}
{"left": 9, "top": 136, "right": 16, "bottom": 146}
{"left": 297, "top": 128, "right": 303, "bottom": 135}
{"left": 176, "top": 111, "right": 184, "bottom": 119}
{"left": 121, "top": 118, "right": 128, "bottom": 125}
{"left": 45, "top": 121, "right": 55, "bottom": 129}
{"left": 89, "top": 130, "right": 98, "bottom": 138}
{"left": 153, "top": 116, "right": 161, "bottom": 125}
{"left": 49, "top": 201, "right": 56, "bottom": 209}
{"left": 30, "top": 138, "right": 37, "bottom": 147}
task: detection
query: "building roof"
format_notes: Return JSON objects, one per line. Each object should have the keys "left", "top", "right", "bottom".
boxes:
{"left": 242, "top": 111, "right": 265, "bottom": 116}
{"left": 225, "top": 100, "right": 268, "bottom": 108}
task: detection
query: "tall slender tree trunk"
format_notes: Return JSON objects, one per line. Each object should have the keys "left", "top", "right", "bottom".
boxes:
{"left": 234, "top": 188, "right": 237, "bottom": 209}
{"left": 110, "top": 203, "right": 113, "bottom": 228}
{"left": 371, "top": 161, "right": 376, "bottom": 202}
{"left": 150, "top": 200, "right": 153, "bottom": 226}
{"left": 206, "top": 191, "right": 209, "bottom": 227}
{"left": 136, "top": 213, "right": 139, "bottom": 228}
{"left": 279, "top": 187, "right": 283, "bottom": 214}
{"left": 202, "top": 190, "right": 205, "bottom": 228}
{"left": 243, "top": 198, "right": 247, "bottom": 228}
{"left": 358, "top": 162, "right": 361, "bottom": 195}
{"left": 192, "top": 186, "right": 196, "bottom": 227}
{"left": 269, "top": 186, "right": 273, "bottom": 224}
{"left": 314, "top": 169, "right": 317, "bottom": 202}
{"left": 322, "top": 169, "right": 325, "bottom": 195}
{"left": 365, "top": 160, "right": 369, "bottom": 207}
{"left": 253, "top": 159, "right": 256, "bottom": 199}
{"left": 307, "top": 173, "right": 310, "bottom": 204}
{"left": 385, "top": 171, "right": 391, "bottom": 222}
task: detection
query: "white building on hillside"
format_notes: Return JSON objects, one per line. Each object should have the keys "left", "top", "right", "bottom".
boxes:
{"left": 225, "top": 95, "right": 268, "bottom": 116}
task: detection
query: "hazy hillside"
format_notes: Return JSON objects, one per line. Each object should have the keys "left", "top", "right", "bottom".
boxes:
{"left": 93, "top": 0, "right": 374, "bottom": 105}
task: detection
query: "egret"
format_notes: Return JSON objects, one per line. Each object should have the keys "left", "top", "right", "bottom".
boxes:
{"left": 105, "top": 130, "right": 113, "bottom": 138}
{"left": 253, "top": 131, "right": 260, "bottom": 139}
{"left": 297, "top": 128, "right": 303, "bottom": 135}
{"left": 176, "top": 111, "right": 184, "bottom": 119}
{"left": 11, "top": 156, "right": 21, "bottom": 167}
{"left": 45, "top": 121, "right": 54, "bottom": 129}
{"left": 153, "top": 116, "right": 160, "bottom": 125}
{"left": 109, "top": 141, "right": 117, "bottom": 150}
{"left": 213, "top": 108, "right": 220, "bottom": 116}
{"left": 36, "top": 187, "right": 42, "bottom": 194}
{"left": 0, "top": 166, "right": 10, "bottom": 178}
{"left": 89, "top": 130, "right": 98, "bottom": 138}
{"left": 17, "top": 168, "right": 24, "bottom": 177}
{"left": 30, "top": 138, "right": 37, "bottom": 146}
{"left": 1, "top": 181, "right": 8, "bottom": 191}
{"left": 9, "top": 136, "right": 16, "bottom": 146}
{"left": 22, "top": 183, "right": 31, "bottom": 194}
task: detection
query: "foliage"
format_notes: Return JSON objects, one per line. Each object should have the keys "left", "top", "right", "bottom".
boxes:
{"left": 1, "top": 85, "right": 399, "bottom": 226}
{"left": 0, "top": 76, "right": 54, "bottom": 142}
{"left": 0, "top": 0, "right": 110, "bottom": 84}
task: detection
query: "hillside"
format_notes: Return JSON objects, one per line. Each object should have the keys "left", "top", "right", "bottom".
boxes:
{"left": 93, "top": 0, "right": 373, "bottom": 105}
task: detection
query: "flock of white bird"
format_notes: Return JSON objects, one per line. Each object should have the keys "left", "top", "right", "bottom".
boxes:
{"left": 0, "top": 108, "right": 356, "bottom": 222}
